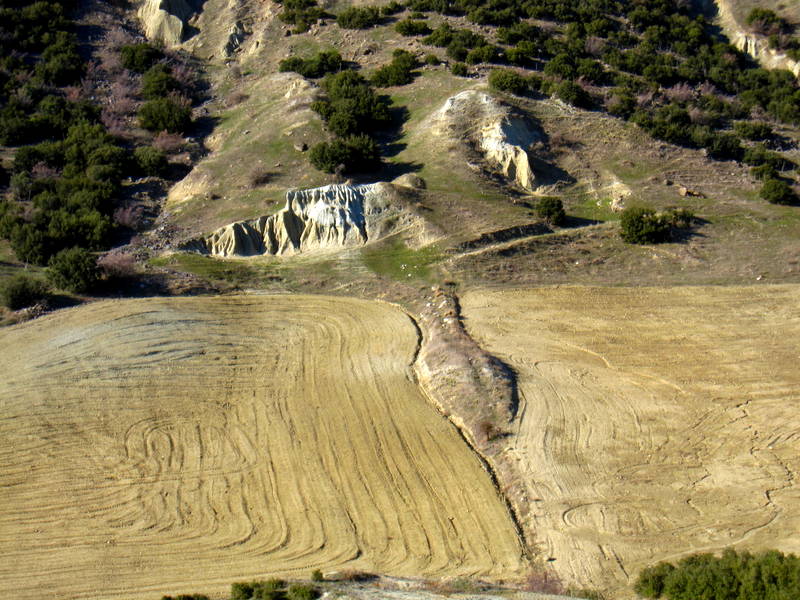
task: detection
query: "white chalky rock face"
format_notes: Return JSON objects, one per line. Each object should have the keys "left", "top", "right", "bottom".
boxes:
{"left": 713, "top": 0, "right": 800, "bottom": 77}
{"left": 202, "top": 183, "right": 391, "bottom": 257}
{"left": 433, "top": 90, "right": 541, "bottom": 192}
{"left": 137, "top": 0, "right": 195, "bottom": 46}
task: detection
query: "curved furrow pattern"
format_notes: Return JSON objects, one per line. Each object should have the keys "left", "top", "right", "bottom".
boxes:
{"left": 462, "top": 285, "right": 800, "bottom": 598}
{"left": 0, "top": 295, "right": 525, "bottom": 600}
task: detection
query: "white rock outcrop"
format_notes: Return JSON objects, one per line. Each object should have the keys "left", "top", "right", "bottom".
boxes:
{"left": 137, "top": 0, "right": 196, "bottom": 47}
{"left": 711, "top": 0, "right": 800, "bottom": 77}
{"left": 196, "top": 183, "right": 396, "bottom": 257}
{"left": 432, "top": 90, "right": 541, "bottom": 192}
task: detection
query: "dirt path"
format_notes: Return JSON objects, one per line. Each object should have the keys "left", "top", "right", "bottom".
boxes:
{"left": 461, "top": 285, "right": 800, "bottom": 598}
{"left": 0, "top": 295, "right": 526, "bottom": 600}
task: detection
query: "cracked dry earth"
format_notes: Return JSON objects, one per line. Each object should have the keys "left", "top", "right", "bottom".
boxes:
{"left": 461, "top": 285, "right": 800, "bottom": 598}
{"left": 0, "top": 295, "right": 526, "bottom": 600}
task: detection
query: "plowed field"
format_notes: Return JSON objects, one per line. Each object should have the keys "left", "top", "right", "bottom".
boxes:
{"left": 462, "top": 286, "right": 800, "bottom": 597}
{"left": 0, "top": 295, "right": 525, "bottom": 600}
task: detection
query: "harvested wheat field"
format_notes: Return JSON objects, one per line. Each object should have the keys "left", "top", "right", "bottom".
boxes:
{"left": 0, "top": 295, "right": 525, "bottom": 600}
{"left": 462, "top": 285, "right": 800, "bottom": 598}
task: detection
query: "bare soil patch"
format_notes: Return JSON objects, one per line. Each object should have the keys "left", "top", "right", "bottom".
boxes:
{"left": 461, "top": 285, "right": 800, "bottom": 598}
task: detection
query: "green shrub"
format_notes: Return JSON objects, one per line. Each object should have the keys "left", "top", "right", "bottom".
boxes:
{"left": 336, "top": 6, "right": 380, "bottom": 29}
{"left": 536, "top": 197, "right": 566, "bottom": 225}
{"left": 619, "top": 206, "right": 671, "bottom": 244}
{"left": 278, "top": 0, "right": 325, "bottom": 33}
{"left": 231, "top": 582, "right": 255, "bottom": 600}
{"left": 139, "top": 98, "right": 192, "bottom": 133}
{"left": 555, "top": 80, "right": 592, "bottom": 108}
{"left": 134, "top": 146, "right": 168, "bottom": 176}
{"left": 120, "top": 43, "right": 163, "bottom": 73}
{"left": 279, "top": 50, "right": 343, "bottom": 79}
{"left": 309, "top": 134, "right": 380, "bottom": 174}
{"left": 372, "top": 50, "right": 418, "bottom": 87}
{"left": 310, "top": 569, "right": 324, "bottom": 582}
{"left": 1, "top": 274, "right": 49, "bottom": 310}
{"left": 142, "top": 64, "right": 179, "bottom": 99}
{"left": 381, "top": 1, "right": 403, "bottom": 16}
{"left": 734, "top": 121, "right": 773, "bottom": 141}
{"left": 286, "top": 584, "right": 319, "bottom": 600}
{"left": 395, "top": 19, "right": 431, "bottom": 36}
{"left": 450, "top": 62, "right": 468, "bottom": 76}
{"left": 47, "top": 247, "right": 99, "bottom": 293}
{"left": 751, "top": 164, "right": 778, "bottom": 181}
{"left": 36, "top": 32, "right": 83, "bottom": 85}
{"left": 759, "top": 177, "right": 798, "bottom": 205}
{"left": 311, "top": 71, "right": 390, "bottom": 136}
{"left": 635, "top": 550, "right": 800, "bottom": 600}
{"left": 488, "top": 69, "right": 528, "bottom": 95}
{"left": 424, "top": 53, "right": 440, "bottom": 65}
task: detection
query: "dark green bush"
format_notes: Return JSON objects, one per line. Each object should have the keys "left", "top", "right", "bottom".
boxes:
{"left": 139, "top": 98, "right": 192, "bottom": 133}
{"left": 311, "top": 71, "right": 390, "bottom": 136}
{"left": 450, "top": 62, "right": 468, "bottom": 76}
{"left": 47, "top": 247, "right": 99, "bottom": 293}
{"left": 134, "top": 146, "right": 168, "bottom": 176}
{"left": 620, "top": 206, "right": 671, "bottom": 244}
{"left": 36, "top": 32, "right": 83, "bottom": 85}
{"left": 309, "top": 134, "right": 380, "bottom": 174}
{"left": 555, "top": 80, "right": 592, "bottom": 108}
{"left": 536, "top": 197, "right": 566, "bottom": 225}
{"left": 279, "top": 50, "right": 343, "bottom": 78}
{"left": 1, "top": 274, "right": 49, "bottom": 310}
{"left": 734, "top": 121, "right": 773, "bottom": 141}
{"left": 278, "top": 0, "right": 325, "bottom": 33}
{"left": 231, "top": 582, "right": 255, "bottom": 600}
{"left": 424, "top": 53, "right": 440, "bottom": 65}
{"left": 286, "top": 584, "right": 319, "bottom": 600}
{"left": 142, "top": 64, "right": 179, "bottom": 99}
{"left": 395, "top": 19, "right": 431, "bottom": 36}
{"left": 310, "top": 569, "right": 324, "bottom": 582}
{"left": 760, "top": 177, "right": 798, "bottom": 205}
{"left": 381, "top": 1, "right": 403, "bottom": 16}
{"left": 372, "top": 50, "right": 418, "bottom": 87}
{"left": 336, "top": 6, "right": 380, "bottom": 29}
{"left": 120, "top": 43, "right": 163, "bottom": 73}
{"left": 488, "top": 69, "right": 528, "bottom": 95}
{"left": 635, "top": 550, "right": 800, "bottom": 600}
